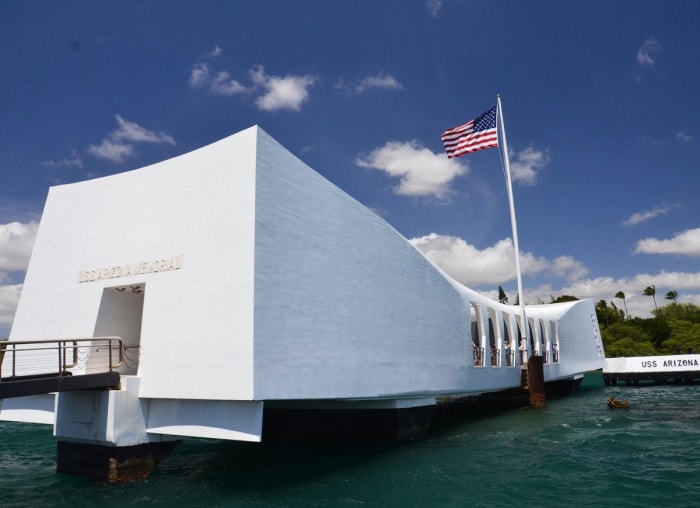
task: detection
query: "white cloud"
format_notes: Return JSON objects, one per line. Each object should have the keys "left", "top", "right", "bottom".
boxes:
{"left": 409, "top": 233, "right": 582, "bottom": 286}
{"left": 211, "top": 71, "right": 248, "bottom": 95}
{"left": 189, "top": 62, "right": 210, "bottom": 88}
{"left": 0, "top": 221, "right": 39, "bottom": 272}
{"left": 250, "top": 65, "right": 316, "bottom": 112}
{"left": 425, "top": 0, "right": 442, "bottom": 17}
{"left": 634, "top": 227, "right": 700, "bottom": 257}
{"left": 42, "top": 150, "right": 83, "bottom": 169}
{"left": 677, "top": 130, "right": 693, "bottom": 143}
{"left": 550, "top": 255, "right": 589, "bottom": 281}
{"left": 0, "top": 220, "right": 39, "bottom": 337}
{"left": 622, "top": 204, "right": 676, "bottom": 226}
{"left": 188, "top": 49, "right": 315, "bottom": 111}
{"left": 559, "top": 271, "right": 700, "bottom": 318}
{"left": 111, "top": 115, "right": 175, "bottom": 145}
{"left": 190, "top": 65, "right": 249, "bottom": 95}
{"left": 636, "top": 38, "right": 661, "bottom": 67}
{"left": 338, "top": 73, "right": 405, "bottom": 94}
{"left": 188, "top": 47, "right": 249, "bottom": 96}
{"left": 0, "top": 283, "right": 22, "bottom": 337}
{"left": 87, "top": 115, "right": 176, "bottom": 163}
{"left": 634, "top": 38, "right": 661, "bottom": 82}
{"left": 87, "top": 139, "right": 134, "bottom": 163}
{"left": 355, "top": 141, "right": 466, "bottom": 199}
{"left": 509, "top": 146, "right": 549, "bottom": 185}
{"left": 409, "top": 231, "right": 700, "bottom": 319}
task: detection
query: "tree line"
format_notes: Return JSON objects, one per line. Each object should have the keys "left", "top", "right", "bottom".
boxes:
{"left": 569, "top": 288, "right": 697, "bottom": 357}
{"left": 595, "top": 298, "right": 700, "bottom": 358}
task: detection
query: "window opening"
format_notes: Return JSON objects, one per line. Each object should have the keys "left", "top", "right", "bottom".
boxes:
{"left": 502, "top": 315, "right": 514, "bottom": 367}
{"left": 540, "top": 320, "right": 549, "bottom": 364}
{"left": 470, "top": 303, "right": 484, "bottom": 367}
{"left": 550, "top": 321, "right": 560, "bottom": 363}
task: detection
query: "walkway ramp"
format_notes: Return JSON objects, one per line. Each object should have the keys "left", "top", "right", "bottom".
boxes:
{"left": 0, "top": 338, "right": 122, "bottom": 399}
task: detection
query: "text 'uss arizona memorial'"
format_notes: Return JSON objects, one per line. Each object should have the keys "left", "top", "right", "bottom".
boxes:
{"left": 78, "top": 255, "right": 184, "bottom": 283}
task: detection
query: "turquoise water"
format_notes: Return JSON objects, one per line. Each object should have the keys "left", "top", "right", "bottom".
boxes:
{"left": 2, "top": 374, "right": 700, "bottom": 507}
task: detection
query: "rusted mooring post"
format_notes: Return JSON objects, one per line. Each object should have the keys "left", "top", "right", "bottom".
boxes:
{"left": 527, "top": 355, "right": 546, "bottom": 408}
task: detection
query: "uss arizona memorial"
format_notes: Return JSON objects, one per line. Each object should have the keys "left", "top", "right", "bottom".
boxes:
{"left": 1, "top": 126, "right": 605, "bottom": 480}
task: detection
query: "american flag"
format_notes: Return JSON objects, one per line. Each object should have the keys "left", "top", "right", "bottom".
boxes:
{"left": 441, "top": 106, "right": 498, "bottom": 158}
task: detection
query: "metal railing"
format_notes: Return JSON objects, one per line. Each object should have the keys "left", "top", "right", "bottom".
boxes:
{"left": 490, "top": 348, "right": 501, "bottom": 367}
{"left": 0, "top": 337, "right": 124, "bottom": 380}
{"left": 472, "top": 345, "right": 484, "bottom": 367}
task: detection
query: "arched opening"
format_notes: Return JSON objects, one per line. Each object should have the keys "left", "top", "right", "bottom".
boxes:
{"left": 470, "top": 303, "right": 484, "bottom": 367}
{"left": 502, "top": 313, "right": 514, "bottom": 367}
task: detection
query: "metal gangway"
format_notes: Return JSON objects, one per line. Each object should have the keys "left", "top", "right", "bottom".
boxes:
{"left": 0, "top": 337, "right": 123, "bottom": 399}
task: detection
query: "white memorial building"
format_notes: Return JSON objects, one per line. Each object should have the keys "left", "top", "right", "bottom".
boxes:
{"left": 1, "top": 126, "right": 605, "bottom": 480}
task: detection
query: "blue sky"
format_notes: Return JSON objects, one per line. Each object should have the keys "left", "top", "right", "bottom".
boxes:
{"left": 1, "top": 1, "right": 699, "bottom": 337}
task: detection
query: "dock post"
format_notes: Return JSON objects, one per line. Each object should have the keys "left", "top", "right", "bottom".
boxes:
{"left": 527, "top": 355, "right": 546, "bottom": 408}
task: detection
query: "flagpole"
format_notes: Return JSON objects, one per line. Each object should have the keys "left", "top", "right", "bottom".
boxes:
{"left": 496, "top": 95, "right": 529, "bottom": 351}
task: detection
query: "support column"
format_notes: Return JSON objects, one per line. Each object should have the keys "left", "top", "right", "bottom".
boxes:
{"left": 54, "top": 376, "right": 179, "bottom": 482}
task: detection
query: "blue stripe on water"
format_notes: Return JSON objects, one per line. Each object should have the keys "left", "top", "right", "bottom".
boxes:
{"left": 2, "top": 373, "right": 700, "bottom": 507}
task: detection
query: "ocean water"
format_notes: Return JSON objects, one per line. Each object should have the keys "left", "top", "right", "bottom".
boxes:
{"left": 2, "top": 373, "right": 700, "bottom": 508}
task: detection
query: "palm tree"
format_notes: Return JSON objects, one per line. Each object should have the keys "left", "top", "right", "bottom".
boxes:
{"left": 614, "top": 291, "right": 628, "bottom": 320}
{"left": 643, "top": 285, "right": 657, "bottom": 311}
{"left": 665, "top": 290, "right": 678, "bottom": 303}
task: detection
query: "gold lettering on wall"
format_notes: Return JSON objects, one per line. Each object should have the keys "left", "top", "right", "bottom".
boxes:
{"left": 78, "top": 255, "right": 184, "bottom": 283}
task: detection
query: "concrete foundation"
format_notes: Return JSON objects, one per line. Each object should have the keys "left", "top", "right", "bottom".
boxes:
{"left": 263, "top": 398, "right": 436, "bottom": 442}
{"left": 53, "top": 376, "right": 180, "bottom": 481}
{"left": 56, "top": 440, "right": 180, "bottom": 483}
